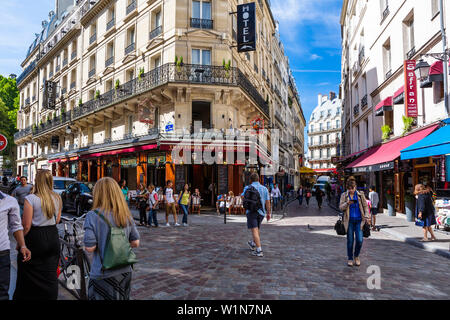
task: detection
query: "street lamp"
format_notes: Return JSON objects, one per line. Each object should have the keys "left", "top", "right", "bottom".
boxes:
{"left": 65, "top": 126, "right": 72, "bottom": 134}
{"left": 414, "top": 59, "right": 430, "bottom": 80}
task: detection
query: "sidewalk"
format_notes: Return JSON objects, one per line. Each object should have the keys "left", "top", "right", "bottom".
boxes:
{"left": 375, "top": 213, "right": 450, "bottom": 259}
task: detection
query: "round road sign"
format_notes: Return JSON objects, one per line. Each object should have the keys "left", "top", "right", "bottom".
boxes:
{"left": 0, "top": 134, "right": 8, "bottom": 152}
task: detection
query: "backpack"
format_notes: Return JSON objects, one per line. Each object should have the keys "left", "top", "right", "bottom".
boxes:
{"left": 95, "top": 210, "right": 138, "bottom": 271}
{"left": 243, "top": 186, "right": 263, "bottom": 214}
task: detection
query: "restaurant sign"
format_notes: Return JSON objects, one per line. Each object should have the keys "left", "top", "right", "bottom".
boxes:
{"left": 148, "top": 154, "right": 166, "bottom": 166}
{"left": 352, "top": 161, "right": 394, "bottom": 173}
{"left": 404, "top": 60, "right": 418, "bottom": 117}
{"left": 237, "top": 2, "right": 256, "bottom": 53}
{"left": 120, "top": 157, "right": 137, "bottom": 168}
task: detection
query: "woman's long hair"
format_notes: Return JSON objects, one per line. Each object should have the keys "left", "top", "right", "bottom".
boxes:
{"left": 92, "top": 177, "right": 133, "bottom": 227}
{"left": 33, "top": 170, "right": 62, "bottom": 220}
{"left": 414, "top": 184, "right": 427, "bottom": 196}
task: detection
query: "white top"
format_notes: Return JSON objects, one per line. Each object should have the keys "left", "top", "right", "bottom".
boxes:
{"left": 25, "top": 194, "right": 60, "bottom": 227}
{"left": 165, "top": 188, "right": 175, "bottom": 203}
{"left": 271, "top": 187, "right": 281, "bottom": 198}
{"left": 148, "top": 190, "right": 158, "bottom": 207}
{"left": 369, "top": 191, "right": 379, "bottom": 208}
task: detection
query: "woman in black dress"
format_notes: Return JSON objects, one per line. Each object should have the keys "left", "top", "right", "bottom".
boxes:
{"left": 315, "top": 186, "right": 324, "bottom": 209}
{"left": 415, "top": 184, "right": 437, "bottom": 242}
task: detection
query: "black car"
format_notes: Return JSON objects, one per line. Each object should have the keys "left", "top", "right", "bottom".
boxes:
{"left": 61, "top": 182, "right": 94, "bottom": 216}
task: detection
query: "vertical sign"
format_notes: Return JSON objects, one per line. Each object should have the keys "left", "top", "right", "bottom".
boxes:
{"left": 404, "top": 60, "right": 418, "bottom": 117}
{"left": 138, "top": 97, "right": 156, "bottom": 126}
{"left": 237, "top": 2, "right": 256, "bottom": 53}
{"left": 43, "top": 81, "right": 56, "bottom": 109}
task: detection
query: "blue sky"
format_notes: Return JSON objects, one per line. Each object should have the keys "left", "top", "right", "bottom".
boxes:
{"left": 0, "top": 0, "right": 343, "bottom": 124}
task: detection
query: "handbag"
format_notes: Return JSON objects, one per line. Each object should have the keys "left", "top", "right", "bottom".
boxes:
{"left": 363, "top": 222, "right": 371, "bottom": 238}
{"left": 334, "top": 218, "right": 346, "bottom": 235}
{"left": 95, "top": 210, "right": 138, "bottom": 271}
{"left": 415, "top": 218, "right": 425, "bottom": 227}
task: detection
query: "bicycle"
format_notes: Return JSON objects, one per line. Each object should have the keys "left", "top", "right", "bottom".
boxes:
{"left": 58, "top": 214, "right": 91, "bottom": 300}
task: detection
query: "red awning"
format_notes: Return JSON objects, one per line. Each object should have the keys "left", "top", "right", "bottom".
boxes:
{"left": 346, "top": 124, "right": 439, "bottom": 170}
{"left": 394, "top": 86, "right": 404, "bottom": 98}
{"left": 429, "top": 61, "right": 444, "bottom": 82}
{"left": 81, "top": 143, "right": 158, "bottom": 159}
{"left": 375, "top": 96, "right": 393, "bottom": 116}
{"left": 393, "top": 86, "right": 405, "bottom": 104}
{"left": 314, "top": 168, "right": 337, "bottom": 174}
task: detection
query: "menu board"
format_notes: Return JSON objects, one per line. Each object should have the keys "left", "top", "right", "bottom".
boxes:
{"left": 218, "top": 165, "right": 228, "bottom": 195}
{"left": 175, "top": 165, "right": 186, "bottom": 193}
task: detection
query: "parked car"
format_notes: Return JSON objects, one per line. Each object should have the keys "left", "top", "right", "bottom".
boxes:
{"left": 61, "top": 182, "right": 94, "bottom": 216}
{"left": 312, "top": 183, "right": 326, "bottom": 196}
{"left": 53, "top": 177, "right": 77, "bottom": 195}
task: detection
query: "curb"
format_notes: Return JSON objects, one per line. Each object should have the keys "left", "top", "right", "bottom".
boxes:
{"left": 380, "top": 227, "right": 450, "bottom": 260}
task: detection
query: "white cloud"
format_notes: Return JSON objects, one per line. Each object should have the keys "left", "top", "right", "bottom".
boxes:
{"left": 310, "top": 54, "right": 322, "bottom": 61}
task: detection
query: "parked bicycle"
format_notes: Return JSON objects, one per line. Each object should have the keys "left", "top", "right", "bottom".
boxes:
{"left": 58, "top": 214, "right": 91, "bottom": 300}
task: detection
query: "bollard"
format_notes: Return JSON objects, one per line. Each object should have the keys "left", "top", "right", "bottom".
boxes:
{"left": 224, "top": 209, "right": 226, "bottom": 224}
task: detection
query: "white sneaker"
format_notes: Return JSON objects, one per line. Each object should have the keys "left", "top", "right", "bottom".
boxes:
{"left": 166, "top": 223, "right": 170, "bottom": 227}
{"left": 183, "top": 223, "right": 188, "bottom": 227}
{"left": 175, "top": 223, "right": 180, "bottom": 227}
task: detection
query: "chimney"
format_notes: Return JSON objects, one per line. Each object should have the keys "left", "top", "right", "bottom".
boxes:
{"left": 318, "top": 94, "right": 323, "bottom": 106}
{"left": 55, "top": 0, "right": 59, "bottom": 17}
{"left": 329, "top": 91, "right": 336, "bottom": 101}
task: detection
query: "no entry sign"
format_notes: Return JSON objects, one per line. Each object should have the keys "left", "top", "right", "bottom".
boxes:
{"left": 0, "top": 134, "right": 7, "bottom": 152}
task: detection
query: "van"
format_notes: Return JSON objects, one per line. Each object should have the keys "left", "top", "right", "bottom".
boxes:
{"left": 316, "top": 176, "right": 330, "bottom": 184}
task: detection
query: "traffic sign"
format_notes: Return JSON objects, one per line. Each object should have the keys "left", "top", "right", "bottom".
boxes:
{"left": 0, "top": 134, "right": 7, "bottom": 152}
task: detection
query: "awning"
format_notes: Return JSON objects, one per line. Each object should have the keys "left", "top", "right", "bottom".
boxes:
{"left": 393, "top": 86, "right": 404, "bottom": 104}
{"left": 420, "top": 77, "right": 433, "bottom": 88}
{"left": 400, "top": 120, "right": 450, "bottom": 160}
{"left": 81, "top": 143, "right": 158, "bottom": 159}
{"left": 300, "top": 166, "right": 315, "bottom": 174}
{"left": 314, "top": 168, "right": 337, "bottom": 174}
{"left": 429, "top": 61, "right": 444, "bottom": 82}
{"left": 375, "top": 96, "right": 393, "bottom": 116}
{"left": 340, "top": 148, "right": 369, "bottom": 162}
{"left": 346, "top": 124, "right": 439, "bottom": 172}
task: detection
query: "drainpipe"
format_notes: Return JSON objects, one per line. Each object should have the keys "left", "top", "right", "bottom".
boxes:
{"left": 439, "top": 0, "right": 450, "bottom": 118}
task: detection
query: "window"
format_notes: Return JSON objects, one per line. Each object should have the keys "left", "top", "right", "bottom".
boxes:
{"left": 319, "top": 123, "right": 323, "bottom": 131}
{"left": 155, "top": 10, "right": 162, "bottom": 28}
{"left": 319, "top": 149, "right": 323, "bottom": 159}
{"left": 354, "top": 84, "right": 359, "bottom": 106}
{"left": 327, "top": 122, "right": 331, "bottom": 130}
{"left": 327, "top": 148, "right": 331, "bottom": 158}
{"left": 336, "top": 119, "right": 340, "bottom": 128}
{"left": 127, "top": 26, "right": 135, "bottom": 46}
{"left": 434, "top": 81, "right": 445, "bottom": 103}
{"left": 327, "top": 134, "right": 330, "bottom": 144}
{"left": 403, "top": 15, "right": 415, "bottom": 58}
{"left": 106, "top": 41, "right": 114, "bottom": 67}
{"left": 319, "top": 136, "right": 323, "bottom": 144}
{"left": 192, "top": 48, "right": 211, "bottom": 65}
{"left": 431, "top": 0, "right": 439, "bottom": 17}
{"left": 106, "top": 79, "right": 113, "bottom": 92}
{"left": 356, "top": 125, "right": 360, "bottom": 151}
{"left": 383, "top": 39, "right": 391, "bottom": 78}
{"left": 128, "top": 115, "right": 133, "bottom": 134}
{"left": 365, "top": 119, "right": 369, "bottom": 149}
{"left": 127, "top": 69, "right": 134, "bottom": 82}
{"left": 192, "top": 0, "right": 211, "bottom": 20}
{"left": 154, "top": 56, "right": 161, "bottom": 68}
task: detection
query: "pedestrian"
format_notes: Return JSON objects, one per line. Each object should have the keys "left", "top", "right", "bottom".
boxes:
{"left": 217, "top": 194, "right": 226, "bottom": 215}
{"left": 11, "top": 176, "right": 33, "bottom": 217}
{"left": 297, "top": 185, "right": 304, "bottom": 206}
{"left": 271, "top": 184, "right": 281, "bottom": 211}
{"left": 2, "top": 175, "right": 8, "bottom": 186}
{"left": 120, "top": 180, "right": 129, "bottom": 206}
{"left": 178, "top": 184, "right": 191, "bottom": 227}
{"left": 164, "top": 180, "right": 179, "bottom": 226}
{"left": 315, "top": 186, "right": 324, "bottom": 209}
{"left": 226, "top": 191, "right": 234, "bottom": 215}
{"left": 13, "top": 169, "right": 62, "bottom": 300}
{"left": 305, "top": 187, "right": 312, "bottom": 207}
{"left": 191, "top": 188, "right": 201, "bottom": 214}
{"left": 368, "top": 186, "right": 379, "bottom": 231}
{"left": 136, "top": 183, "right": 149, "bottom": 226}
{"left": 147, "top": 184, "right": 159, "bottom": 227}
{"left": 83, "top": 177, "right": 140, "bottom": 300}
{"left": 242, "top": 172, "right": 271, "bottom": 257}
{"left": 414, "top": 184, "right": 437, "bottom": 242}
{"left": 339, "top": 179, "right": 370, "bottom": 267}
{"left": 0, "top": 191, "right": 31, "bottom": 300}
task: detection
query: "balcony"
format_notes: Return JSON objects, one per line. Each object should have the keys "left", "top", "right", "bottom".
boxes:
{"left": 385, "top": 69, "right": 392, "bottom": 80}
{"left": 149, "top": 25, "right": 162, "bottom": 40}
{"left": 126, "top": 1, "right": 137, "bottom": 15}
{"left": 125, "top": 42, "right": 135, "bottom": 55}
{"left": 55, "top": 65, "right": 60, "bottom": 73}
{"left": 63, "top": 58, "right": 68, "bottom": 67}
{"left": 190, "top": 18, "right": 213, "bottom": 29}
{"left": 70, "top": 82, "right": 76, "bottom": 90}
{"left": 16, "top": 59, "right": 37, "bottom": 86}
{"left": 25, "top": 98, "right": 30, "bottom": 106}
{"left": 353, "top": 104, "right": 359, "bottom": 116}
{"left": 31, "top": 63, "right": 270, "bottom": 138}
{"left": 89, "top": 33, "right": 97, "bottom": 45}
{"left": 14, "top": 126, "right": 32, "bottom": 142}
{"left": 361, "top": 94, "right": 368, "bottom": 109}
{"left": 88, "top": 68, "right": 96, "bottom": 79}
{"left": 105, "top": 56, "right": 114, "bottom": 67}
{"left": 406, "top": 46, "right": 416, "bottom": 60}
{"left": 382, "top": 6, "right": 390, "bottom": 21}
{"left": 71, "top": 51, "right": 77, "bottom": 60}
{"left": 107, "top": 18, "right": 115, "bottom": 31}
{"left": 358, "top": 47, "right": 365, "bottom": 65}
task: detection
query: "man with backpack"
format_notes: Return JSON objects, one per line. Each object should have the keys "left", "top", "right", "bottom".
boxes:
{"left": 242, "top": 173, "right": 271, "bottom": 257}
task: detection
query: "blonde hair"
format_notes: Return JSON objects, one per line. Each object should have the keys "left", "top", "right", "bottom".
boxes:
{"left": 33, "top": 170, "right": 62, "bottom": 220}
{"left": 148, "top": 184, "right": 155, "bottom": 192}
{"left": 92, "top": 177, "right": 133, "bottom": 228}
{"left": 414, "top": 184, "right": 426, "bottom": 195}
{"left": 228, "top": 191, "right": 234, "bottom": 197}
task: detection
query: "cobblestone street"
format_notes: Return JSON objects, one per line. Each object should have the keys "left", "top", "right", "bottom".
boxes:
{"left": 127, "top": 199, "right": 450, "bottom": 300}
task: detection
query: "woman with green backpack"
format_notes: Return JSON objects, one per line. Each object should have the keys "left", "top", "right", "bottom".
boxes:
{"left": 83, "top": 177, "right": 140, "bottom": 300}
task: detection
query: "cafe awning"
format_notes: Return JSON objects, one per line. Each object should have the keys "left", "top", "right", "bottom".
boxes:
{"left": 346, "top": 124, "right": 439, "bottom": 172}
{"left": 400, "top": 120, "right": 450, "bottom": 160}
{"left": 375, "top": 96, "right": 393, "bottom": 116}
{"left": 300, "top": 166, "right": 315, "bottom": 174}
{"left": 393, "top": 86, "right": 404, "bottom": 104}
{"left": 429, "top": 61, "right": 444, "bottom": 82}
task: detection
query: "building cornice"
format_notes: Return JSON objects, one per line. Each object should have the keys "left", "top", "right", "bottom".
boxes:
{"left": 80, "top": 0, "right": 113, "bottom": 27}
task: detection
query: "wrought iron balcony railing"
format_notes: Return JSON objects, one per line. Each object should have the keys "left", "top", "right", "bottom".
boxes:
{"left": 361, "top": 94, "right": 368, "bottom": 109}
{"left": 16, "top": 60, "right": 37, "bottom": 86}
{"left": 406, "top": 46, "right": 416, "bottom": 60}
{"left": 149, "top": 25, "right": 162, "bottom": 40}
{"left": 353, "top": 104, "right": 360, "bottom": 116}
{"left": 126, "top": 1, "right": 137, "bottom": 15}
{"left": 190, "top": 18, "right": 213, "bottom": 29}
{"left": 88, "top": 68, "right": 96, "bottom": 78}
{"left": 71, "top": 51, "right": 77, "bottom": 60}
{"left": 31, "top": 63, "right": 269, "bottom": 138}
{"left": 107, "top": 18, "right": 115, "bottom": 31}
{"left": 105, "top": 56, "right": 114, "bottom": 67}
{"left": 14, "top": 126, "right": 32, "bottom": 141}
{"left": 125, "top": 42, "right": 135, "bottom": 55}
{"left": 89, "top": 33, "right": 97, "bottom": 45}
{"left": 382, "top": 6, "right": 390, "bottom": 20}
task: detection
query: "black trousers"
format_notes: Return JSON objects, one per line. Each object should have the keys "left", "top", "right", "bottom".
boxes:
{"left": 139, "top": 202, "right": 148, "bottom": 225}
{"left": 0, "top": 250, "right": 10, "bottom": 301}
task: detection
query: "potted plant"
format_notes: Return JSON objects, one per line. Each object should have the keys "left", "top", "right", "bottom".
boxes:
{"left": 78, "top": 98, "right": 83, "bottom": 107}
{"left": 138, "top": 67, "right": 145, "bottom": 81}
{"left": 95, "top": 90, "right": 101, "bottom": 100}
{"left": 60, "top": 107, "right": 66, "bottom": 121}
{"left": 47, "top": 114, "right": 52, "bottom": 123}
{"left": 39, "top": 120, "right": 44, "bottom": 128}
{"left": 381, "top": 125, "right": 391, "bottom": 141}
{"left": 32, "top": 124, "right": 37, "bottom": 133}
{"left": 402, "top": 116, "right": 414, "bottom": 136}
{"left": 404, "top": 192, "right": 415, "bottom": 222}
{"left": 175, "top": 55, "right": 184, "bottom": 73}
{"left": 385, "top": 189, "right": 395, "bottom": 216}
{"left": 223, "top": 59, "right": 231, "bottom": 78}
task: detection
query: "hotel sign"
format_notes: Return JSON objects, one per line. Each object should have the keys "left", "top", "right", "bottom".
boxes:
{"left": 404, "top": 60, "right": 418, "bottom": 117}
{"left": 237, "top": 2, "right": 256, "bottom": 53}
{"left": 43, "top": 81, "right": 56, "bottom": 109}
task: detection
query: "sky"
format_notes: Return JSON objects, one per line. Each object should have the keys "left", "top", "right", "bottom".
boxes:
{"left": 0, "top": 0, "right": 343, "bottom": 125}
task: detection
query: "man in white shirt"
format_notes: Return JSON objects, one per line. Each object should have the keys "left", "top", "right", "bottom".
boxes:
{"left": 164, "top": 180, "right": 179, "bottom": 227}
{"left": 147, "top": 185, "right": 159, "bottom": 227}
{"left": 368, "top": 186, "right": 380, "bottom": 231}
{"left": 271, "top": 184, "right": 281, "bottom": 211}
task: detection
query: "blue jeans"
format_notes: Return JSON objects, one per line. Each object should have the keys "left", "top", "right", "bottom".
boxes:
{"left": 19, "top": 204, "right": 24, "bottom": 218}
{"left": 148, "top": 208, "right": 159, "bottom": 226}
{"left": 298, "top": 196, "right": 303, "bottom": 206}
{"left": 347, "top": 219, "right": 363, "bottom": 260}
{"left": 273, "top": 197, "right": 279, "bottom": 210}
{"left": 180, "top": 204, "right": 189, "bottom": 224}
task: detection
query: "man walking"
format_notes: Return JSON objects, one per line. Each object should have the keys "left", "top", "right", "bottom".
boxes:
{"left": 297, "top": 185, "right": 304, "bottom": 206}
{"left": 368, "top": 186, "right": 379, "bottom": 231}
{"left": 11, "top": 176, "right": 32, "bottom": 217}
{"left": 242, "top": 173, "right": 271, "bottom": 257}
{"left": 0, "top": 191, "right": 31, "bottom": 300}
{"left": 271, "top": 184, "right": 281, "bottom": 211}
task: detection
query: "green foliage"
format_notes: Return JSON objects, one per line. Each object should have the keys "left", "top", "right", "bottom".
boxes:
{"left": 223, "top": 59, "right": 231, "bottom": 77}
{"left": 138, "top": 67, "right": 145, "bottom": 81}
{"left": 115, "top": 79, "right": 120, "bottom": 90}
{"left": 402, "top": 116, "right": 414, "bottom": 136}
{"left": 95, "top": 90, "right": 101, "bottom": 100}
{"left": 381, "top": 125, "right": 391, "bottom": 141}
{"left": 0, "top": 75, "right": 20, "bottom": 160}
{"left": 78, "top": 98, "right": 83, "bottom": 106}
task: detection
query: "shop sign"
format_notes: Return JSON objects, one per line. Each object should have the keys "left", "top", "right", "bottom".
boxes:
{"left": 120, "top": 157, "right": 137, "bottom": 168}
{"left": 352, "top": 161, "right": 394, "bottom": 173}
{"left": 148, "top": 154, "right": 166, "bottom": 165}
{"left": 43, "top": 81, "right": 56, "bottom": 109}
{"left": 138, "top": 98, "right": 156, "bottom": 125}
{"left": 237, "top": 2, "right": 256, "bottom": 53}
{"left": 165, "top": 122, "right": 174, "bottom": 132}
{"left": 441, "top": 155, "right": 446, "bottom": 182}
{"left": 404, "top": 60, "right": 418, "bottom": 117}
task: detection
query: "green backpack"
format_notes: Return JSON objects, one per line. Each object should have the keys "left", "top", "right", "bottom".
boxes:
{"left": 95, "top": 210, "right": 138, "bottom": 271}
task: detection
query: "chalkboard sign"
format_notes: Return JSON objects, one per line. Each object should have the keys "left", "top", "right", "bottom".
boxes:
{"left": 175, "top": 165, "right": 186, "bottom": 193}
{"left": 218, "top": 165, "right": 228, "bottom": 195}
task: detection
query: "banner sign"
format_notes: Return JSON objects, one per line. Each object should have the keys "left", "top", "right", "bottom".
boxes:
{"left": 237, "top": 2, "right": 256, "bottom": 53}
{"left": 404, "top": 60, "right": 418, "bottom": 117}
{"left": 138, "top": 98, "right": 156, "bottom": 125}
{"left": 43, "top": 81, "right": 56, "bottom": 109}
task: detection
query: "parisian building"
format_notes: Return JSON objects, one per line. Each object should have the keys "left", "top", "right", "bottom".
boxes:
{"left": 14, "top": 0, "right": 305, "bottom": 201}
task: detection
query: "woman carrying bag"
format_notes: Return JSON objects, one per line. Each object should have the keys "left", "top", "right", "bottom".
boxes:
{"left": 136, "top": 183, "right": 149, "bottom": 226}
{"left": 178, "top": 184, "right": 191, "bottom": 227}
{"left": 414, "top": 184, "right": 437, "bottom": 242}
{"left": 83, "top": 177, "right": 140, "bottom": 300}
{"left": 339, "top": 179, "right": 370, "bottom": 267}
